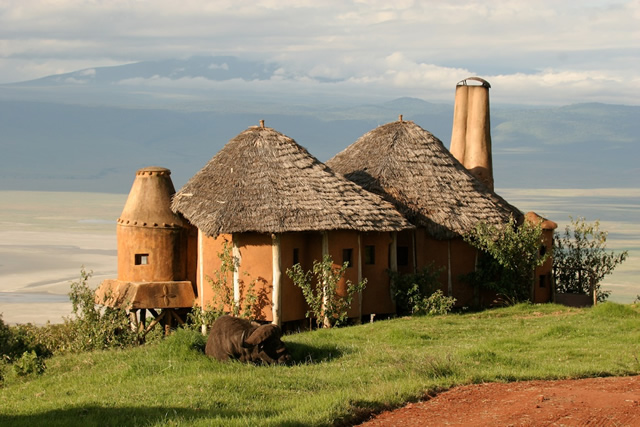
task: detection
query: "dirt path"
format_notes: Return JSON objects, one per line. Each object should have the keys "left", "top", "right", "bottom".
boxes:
{"left": 358, "top": 376, "right": 640, "bottom": 426}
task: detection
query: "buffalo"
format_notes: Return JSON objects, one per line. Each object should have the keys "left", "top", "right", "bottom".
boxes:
{"left": 205, "top": 315, "right": 291, "bottom": 364}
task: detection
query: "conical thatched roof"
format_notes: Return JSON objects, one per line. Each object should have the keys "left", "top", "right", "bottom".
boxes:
{"left": 326, "top": 119, "right": 522, "bottom": 239}
{"left": 171, "top": 123, "right": 412, "bottom": 237}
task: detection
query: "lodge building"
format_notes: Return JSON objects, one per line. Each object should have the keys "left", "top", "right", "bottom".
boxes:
{"left": 96, "top": 78, "right": 556, "bottom": 330}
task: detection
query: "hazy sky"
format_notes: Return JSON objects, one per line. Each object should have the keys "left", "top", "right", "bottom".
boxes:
{"left": 0, "top": 0, "right": 638, "bottom": 105}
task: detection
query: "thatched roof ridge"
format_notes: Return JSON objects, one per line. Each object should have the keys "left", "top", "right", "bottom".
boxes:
{"left": 171, "top": 124, "right": 412, "bottom": 237}
{"left": 326, "top": 119, "right": 522, "bottom": 239}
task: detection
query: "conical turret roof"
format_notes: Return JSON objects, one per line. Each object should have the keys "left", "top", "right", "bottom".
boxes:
{"left": 171, "top": 123, "right": 412, "bottom": 237}
{"left": 327, "top": 119, "right": 521, "bottom": 239}
{"left": 118, "top": 166, "right": 186, "bottom": 229}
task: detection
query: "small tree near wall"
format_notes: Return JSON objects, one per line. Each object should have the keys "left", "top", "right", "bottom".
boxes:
{"left": 554, "top": 217, "right": 628, "bottom": 302}
{"left": 464, "top": 216, "right": 549, "bottom": 303}
{"left": 286, "top": 255, "right": 366, "bottom": 329}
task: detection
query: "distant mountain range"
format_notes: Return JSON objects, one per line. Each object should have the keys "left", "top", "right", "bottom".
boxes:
{"left": 0, "top": 56, "right": 638, "bottom": 193}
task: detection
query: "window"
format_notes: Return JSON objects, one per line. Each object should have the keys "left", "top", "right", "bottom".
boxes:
{"left": 342, "top": 248, "right": 353, "bottom": 268}
{"left": 539, "top": 275, "right": 546, "bottom": 288}
{"left": 364, "top": 245, "right": 375, "bottom": 265}
{"left": 135, "top": 253, "right": 149, "bottom": 265}
{"left": 397, "top": 246, "right": 409, "bottom": 266}
{"left": 293, "top": 248, "right": 300, "bottom": 265}
{"left": 539, "top": 244, "right": 547, "bottom": 257}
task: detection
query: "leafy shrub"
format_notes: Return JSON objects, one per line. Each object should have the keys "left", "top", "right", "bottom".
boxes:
{"left": 554, "top": 217, "right": 628, "bottom": 302}
{"left": 12, "top": 350, "right": 45, "bottom": 376}
{"left": 416, "top": 290, "right": 457, "bottom": 316}
{"left": 66, "top": 267, "right": 139, "bottom": 351}
{"left": 287, "top": 255, "right": 367, "bottom": 328}
{"left": 389, "top": 265, "right": 454, "bottom": 316}
{"left": 464, "top": 217, "right": 548, "bottom": 303}
{"left": 0, "top": 314, "right": 52, "bottom": 362}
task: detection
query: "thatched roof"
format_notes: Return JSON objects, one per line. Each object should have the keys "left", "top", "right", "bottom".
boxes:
{"left": 171, "top": 123, "right": 412, "bottom": 237}
{"left": 326, "top": 119, "right": 522, "bottom": 239}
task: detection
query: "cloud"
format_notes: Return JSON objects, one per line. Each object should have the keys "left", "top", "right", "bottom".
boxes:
{"left": 0, "top": 0, "right": 638, "bottom": 105}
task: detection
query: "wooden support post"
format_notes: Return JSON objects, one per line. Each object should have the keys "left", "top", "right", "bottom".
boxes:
{"left": 356, "top": 233, "right": 363, "bottom": 324}
{"left": 170, "top": 309, "right": 185, "bottom": 326}
{"left": 140, "top": 309, "right": 146, "bottom": 332}
{"left": 198, "top": 229, "right": 206, "bottom": 335}
{"left": 411, "top": 230, "right": 417, "bottom": 274}
{"left": 143, "top": 310, "right": 167, "bottom": 338}
{"left": 473, "top": 250, "right": 480, "bottom": 307}
{"left": 129, "top": 310, "right": 138, "bottom": 332}
{"left": 272, "top": 234, "right": 282, "bottom": 326}
{"left": 164, "top": 309, "right": 172, "bottom": 336}
{"left": 322, "top": 231, "right": 330, "bottom": 328}
{"left": 232, "top": 234, "right": 241, "bottom": 312}
{"left": 390, "top": 232, "right": 398, "bottom": 303}
{"left": 447, "top": 240, "right": 453, "bottom": 297}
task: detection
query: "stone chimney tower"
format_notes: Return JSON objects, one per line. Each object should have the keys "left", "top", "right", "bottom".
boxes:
{"left": 450, "top": 77, "right": 494, "bottom": 190}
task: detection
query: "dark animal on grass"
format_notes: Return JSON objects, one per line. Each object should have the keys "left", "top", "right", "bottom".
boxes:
{"left": 205, "top": 315, "right": 291, "bottom": 364}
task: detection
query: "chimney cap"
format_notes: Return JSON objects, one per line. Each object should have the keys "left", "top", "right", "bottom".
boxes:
{"left": 457, "top": 77, "right": 491, "bottom": 88}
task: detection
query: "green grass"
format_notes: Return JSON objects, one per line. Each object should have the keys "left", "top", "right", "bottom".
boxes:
{"left": 2, "top": 302, "right": 640, "bottom": 426}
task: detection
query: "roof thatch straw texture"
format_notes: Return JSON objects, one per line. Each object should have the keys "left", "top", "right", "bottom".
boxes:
{"left": 326, "top": 119, "right": 522, "bottom": 239}
{"left": 171, "top": 124, "right": 412, "bottom": 237}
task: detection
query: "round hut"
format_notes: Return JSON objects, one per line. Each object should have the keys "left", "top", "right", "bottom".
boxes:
{"left": 171, "top": 121, "right": 413, "bottom": 326}
{"left": 327, "top": 117, "right": 522, "bottom": 306}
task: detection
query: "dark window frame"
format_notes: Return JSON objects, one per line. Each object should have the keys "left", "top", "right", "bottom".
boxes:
{"left": 364, "top": 245, "right": 376, "bottom": 265}
{"left": 135, "top": 253, "right": 149, "bottom": 265}
{"left": 342, "top": 248, "right": 353, "bottom": 268}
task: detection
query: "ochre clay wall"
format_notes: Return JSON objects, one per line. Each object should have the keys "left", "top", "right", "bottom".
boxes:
{"left": 200, "top": 231, "right": 322, "bottom": 323}
{"left": 198, "top": 230, "right": 405, "bottom": 324}
{"left": 198, "top": 233, "right": 232, "bottom": 311}
{"left": 185, "top": 225, "right": 198, "bottom": 295}
{"left": 280, "top": 233, "right": 311, "bottom": 322}
{"left": 397, "top": 230, "right": 416, "bottom": 275}
{"left": 418, "top": 232, "right": 449, "bottom": 294}
{"left": 232, "top": 233, "right": 273, "bottom": 321}
{"left": 117, "top": 225, "right": 188, "bottom": 282}
{"left": 326, "top": 230, "right": 360, "bottom": 318}
{"left": 416, "top": 230, "right": 496, "bottom": 308}
{"left": 449, "top": 238, "right": 480, "bottom": 307}
{"left": 361, "top": 232, "right": 395, "bottom": 315}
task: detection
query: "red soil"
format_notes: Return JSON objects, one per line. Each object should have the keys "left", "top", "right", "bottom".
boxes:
{"left": 358, "top": 376, "right": 640, "bottom": 426}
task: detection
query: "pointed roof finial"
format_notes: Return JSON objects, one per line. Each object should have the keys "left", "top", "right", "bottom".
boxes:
{"left": 399, "top": 114, "right": 403, "bottom": 123}
{"left": 260, "top": 119, "right": 265, "bottom": 128}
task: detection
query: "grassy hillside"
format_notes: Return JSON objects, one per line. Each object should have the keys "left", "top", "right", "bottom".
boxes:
{"left": 1, "top": 303, "right": 639, "bottom": 426}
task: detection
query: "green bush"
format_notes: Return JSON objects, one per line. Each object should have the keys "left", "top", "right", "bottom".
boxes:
{"left": 287, "top": 255, "right": 367, "bottom": 328}
{"left": 12, "top": 351, "right": 45, "bottom": 377}
{"left": 554, "top": 217, "right": 628, "bottom": 302}
{"left": 389, "top": 265, "right": 454, "bottom": 316}
{"left": 464, "top": 216, "right": 548, "bottom": 303}
{"left": 66, "top": 267, "right": 139, "bottom": 351}
{"left": 0, "top": 314, "right": 52, "bottom": 362}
